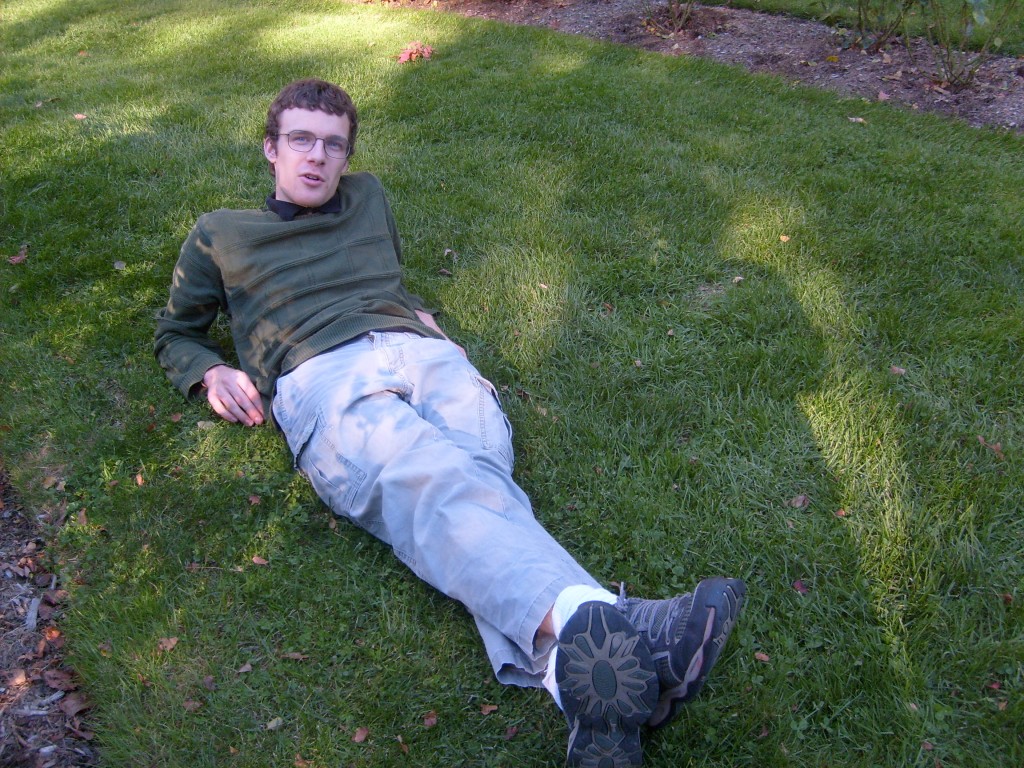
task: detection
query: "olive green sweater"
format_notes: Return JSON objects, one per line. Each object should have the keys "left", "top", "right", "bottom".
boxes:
{"left": 154, "top": 172, "right": 442, "bottom": 413}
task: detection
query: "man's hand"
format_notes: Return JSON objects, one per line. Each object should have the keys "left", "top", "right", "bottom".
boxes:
{"left": 203, "top": 365, "right": 265, "bottom": 426}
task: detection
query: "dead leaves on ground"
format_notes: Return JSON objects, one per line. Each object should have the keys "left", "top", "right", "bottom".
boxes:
{"left": 339, "top": 703, "right": 507, "bottom": 755}
{"left": 43, "top": 668, "right": 78, "bottom": 691}
{"left": 6, "top": 243, "right": 29, "bottom": 265}
{"left": 788, "top": 494, "right": 810, "bottom": 510}
{"left": 977, "top": 435, "right": 1005, "bottom": 461}
{"left": 397, "top": 41, "right": 433, "bottom": 63}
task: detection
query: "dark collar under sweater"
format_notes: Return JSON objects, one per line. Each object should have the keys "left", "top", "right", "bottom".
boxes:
{"left": 265, "top": 189, "right": 343, "bottom": 221}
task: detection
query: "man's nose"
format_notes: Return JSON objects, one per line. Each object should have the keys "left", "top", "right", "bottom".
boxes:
{"left": 307, "top": 137, "right": 327, "bottom": 160}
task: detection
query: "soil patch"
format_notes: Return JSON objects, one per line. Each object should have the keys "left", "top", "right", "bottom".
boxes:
{"left": 1, "top": 464, "right": 97, "bottom": 768}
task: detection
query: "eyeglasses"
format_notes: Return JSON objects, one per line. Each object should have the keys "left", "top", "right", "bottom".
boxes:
{"left": 278, "top": 130, "right": 352, "bottom": 159}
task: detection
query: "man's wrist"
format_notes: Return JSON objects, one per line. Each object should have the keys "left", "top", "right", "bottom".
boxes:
{"left": 202, "top": 364, "right": 227, "bottom": 388}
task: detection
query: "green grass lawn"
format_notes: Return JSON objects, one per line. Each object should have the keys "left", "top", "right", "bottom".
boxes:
{"left": 1, "top": 0, "right": 1022, "bottom": 766}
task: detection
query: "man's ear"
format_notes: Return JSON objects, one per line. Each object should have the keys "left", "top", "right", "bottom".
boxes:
{"left": 263, "top": 136, "right": 278, "bottom": 163}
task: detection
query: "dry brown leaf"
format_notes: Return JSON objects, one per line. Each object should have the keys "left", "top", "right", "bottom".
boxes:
{"left": 252, "top": 555, "right": 269, "bottom": 566}
{"left": 755, "top": 651, "right": 771, "bottom": 663}
{"left": 183, "top": 699, "right": 203, "bottom": 712}
{"left": 978, "top": 436, "right": 1005, "bottom": 460}
{"left": 236, "top": 662, "right": 253, "bottom": 674}
{"left": 157, "top": 636, "right": 178, "bottom": 652}
{"left": 7, "top": 244, "right": 29, "bottom": 265}
{"left": 59, "top": 692, "right": 91, "bottom": 717}
{"left": 281, "top": 652, "right": 309, "bottom": 661}
{"left": 423, "top": 710, "right": 438, "bottom": 728}
{"left": 792, "top": 579, "right": 809, "bottom": 595}
{"left": 43, "top": 669, "right": 78, "bottom": 691}
{"left": 44, "top": 589, "right": 68, "bottom": 606}
{"left": 265, "top": 717, "right": 284, "bottom": 731}
{"left": 352, "top": 726, "right": 370, "bottom": 743}
{"left": 480, "top": 703, "right": 498, "bottom": 715}
{"left": 788, "top": 494, "right": 810, "bottom": 509}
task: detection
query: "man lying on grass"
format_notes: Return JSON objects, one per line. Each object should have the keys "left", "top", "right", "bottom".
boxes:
{"left": 154, "top": 77, "right": 745, "bottom": 767}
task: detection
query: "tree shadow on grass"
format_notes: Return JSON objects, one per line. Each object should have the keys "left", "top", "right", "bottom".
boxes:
{"left": 376, "top": 13, "right": 1022, "bottom": 767}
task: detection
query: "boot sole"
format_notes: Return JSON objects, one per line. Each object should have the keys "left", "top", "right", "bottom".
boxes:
{"left": 557, "top": 602, "right": 659, "bottom": 767}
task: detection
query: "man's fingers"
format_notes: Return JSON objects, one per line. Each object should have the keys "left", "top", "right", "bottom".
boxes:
{"left": 235, "top": 378, "right": 265, "bottom": 424}
{"left": 206, "top": 391, "right": 241, "bottom": 423}
{"left": 233, "top": 389, "right": 265, "bottom": 426}
{"left": 204, "top": 367, "right": 264, "bottom": 426}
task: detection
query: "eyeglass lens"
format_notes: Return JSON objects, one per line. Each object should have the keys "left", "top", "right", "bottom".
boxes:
{"left": 285, "top": 131, "right": 350, "bottom": 158}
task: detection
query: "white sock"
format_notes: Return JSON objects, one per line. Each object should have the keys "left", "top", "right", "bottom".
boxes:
{"left": 541, "top": 585, "right": 618, "bottom": 710}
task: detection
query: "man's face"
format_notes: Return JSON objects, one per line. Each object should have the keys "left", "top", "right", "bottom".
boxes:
{"left": 264, "top": 108, "right": 351, "bottom": 209}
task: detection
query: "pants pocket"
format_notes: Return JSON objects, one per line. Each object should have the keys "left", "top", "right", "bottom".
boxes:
{"left": 296, "top": 410, "right": 371, "bottom": 523}
{"left": 475, "top": 374, "right": 516, "bottom": 471}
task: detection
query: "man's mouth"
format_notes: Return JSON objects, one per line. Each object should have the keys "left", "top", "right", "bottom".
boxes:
{"left": 301, "top": 173, "right": 324, "bottom": 183}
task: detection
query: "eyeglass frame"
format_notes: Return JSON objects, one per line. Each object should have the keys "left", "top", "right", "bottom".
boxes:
{"left": 275, "top": 130, "right": 353, "bottom": 159}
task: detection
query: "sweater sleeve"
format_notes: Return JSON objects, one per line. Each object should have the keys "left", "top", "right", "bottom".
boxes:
{"left": 153, "top": 220, "right": 231, "bottom": 399}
